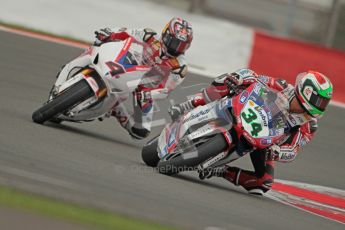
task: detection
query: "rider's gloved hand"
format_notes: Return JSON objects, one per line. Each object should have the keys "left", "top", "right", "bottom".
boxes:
{"left": 265, "top": 145, "right": 281, "bottom": 161}
{"left": 224, "top": 73, "right": 244, "bottom": 96}
{"left": 168, "top": 100, "right": 194, "bottom": 121}
{"left": 94, "top": 28, "right": 112, "bottom": 45}
{"left": 168, "top": 104, "right": 184, "bottom": 121}
{"left": 225, "top": 73, "right": 244, "bottom": 86}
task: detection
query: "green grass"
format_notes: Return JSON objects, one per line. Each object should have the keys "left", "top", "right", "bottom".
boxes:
{"left": 0, "top": 186, "right": 177, "bottom": 230}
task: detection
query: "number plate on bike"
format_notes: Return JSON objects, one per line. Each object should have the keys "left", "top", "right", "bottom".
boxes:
{"left": 241, "top": 100, "right": 269, "bottom": 137}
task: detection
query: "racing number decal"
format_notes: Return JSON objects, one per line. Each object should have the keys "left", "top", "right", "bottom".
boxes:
{"left": 106, "top": 61, "right": 125, "bottom": 77}
{"left": 241, "top": 108, "right": 257, "bottom": 123}
{"left": 250, "top": 123, "right": 262, "bottom": 137}
{"left": 241, "top": 108, "right": 263, "bottom": 137}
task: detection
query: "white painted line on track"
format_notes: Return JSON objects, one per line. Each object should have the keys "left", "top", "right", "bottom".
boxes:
{"left": 266, "top": 191, "right": 345, "bottom": 225}
{"left": 265, "top": 192, "right": 345, "bottom": 225}
{"left": 267, "top": 179, "right": 345, "bottom": 224}
{"left": 276, "top": 179, "right": 345, "bottom": 197}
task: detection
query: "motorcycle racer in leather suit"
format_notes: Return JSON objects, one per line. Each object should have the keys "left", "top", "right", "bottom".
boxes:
{"left": 169, "top": 68, "right": 333, "bottom": 195}
{"left": 98, "top": 17, "right": 193, "bottom": 139}
{"left": 56, "top": 17, "right": 193, "bottom": 139}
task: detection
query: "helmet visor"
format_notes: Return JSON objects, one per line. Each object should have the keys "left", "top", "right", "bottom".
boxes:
{"left": 162, "top": 33, "right": 187, "bottom": 56}
{"left": 310, "top": 93, "right": 330, "bottom": 111}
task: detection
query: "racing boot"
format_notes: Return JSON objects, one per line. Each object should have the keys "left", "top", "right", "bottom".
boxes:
{"left": 111, "top": 109, "right": 150, "bottom": 140}
{"left": 199, "top": 166, "right": 273, "bottom": 195}
{"left": 223, "top": 166, "right": 274, "bottom": 195}
{"left": 198, "top": 166, "right": 227, "bottom": 180}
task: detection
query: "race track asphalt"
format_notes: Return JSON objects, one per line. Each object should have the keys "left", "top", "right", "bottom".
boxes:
{"left": 0, "top": 30, "right": 344, "bottom": 230}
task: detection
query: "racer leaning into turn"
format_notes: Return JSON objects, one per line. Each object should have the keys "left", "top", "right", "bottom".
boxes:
{"left": 95, "top": 17, "right": 193, "bottom": 139}
{"left": 168, "top": 68, "right": 333, "bottom": 195}
{"left": 55, "top": 17, "right": 193, "bottom": 140}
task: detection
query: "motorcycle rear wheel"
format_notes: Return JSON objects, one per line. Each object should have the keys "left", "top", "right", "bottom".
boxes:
{"left": 32, "top": 80, "right": 94, "bottom": 124}
{"left": 157, "top": 133, "right": 228, "bottom": 175}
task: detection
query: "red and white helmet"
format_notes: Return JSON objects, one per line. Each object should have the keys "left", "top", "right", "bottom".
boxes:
{"left": 161, "top": 17, "right": 193, "bottom": 57}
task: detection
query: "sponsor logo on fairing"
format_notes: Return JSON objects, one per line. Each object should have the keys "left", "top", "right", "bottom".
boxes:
{"left": 240, "top": 91, "right": 249, "bottom": 104}
{"left": 188, "top": 125, "right": 213, "bottom": 140}
{"left": 259, "top": 76, "right": 269, "bottom": 83}
{"left": 264, "top": 108, "right": 273, "bottom": 120}
{"left": 183, "top": 108, "right": 211, "bottom": 123}
{"left": 202, "top": 151, "right": 227, "bottom": 168}
{"left": 254, "top": 106, "right": 268, "bottom": 127}
{"left": 249, "top": 95, "right": 257, "bottom": 102}
{"left": 280, "top": 152, "right": 295, "bottom": 161}
{"left": 261, "top": 138, "right": 272, "bottom": 146}
{"left": 253, "top": 83, "right": 261, "bottom": 94}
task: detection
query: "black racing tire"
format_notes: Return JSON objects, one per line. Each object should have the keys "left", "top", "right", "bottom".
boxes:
{"left": 157, "top": 133, "right": 228, "bottom": 175}
{"left": 141, "top": 135, "right": 160, "bottom": 167}
{"left": 32, "top": 80, "right": 94, "bottom": 124}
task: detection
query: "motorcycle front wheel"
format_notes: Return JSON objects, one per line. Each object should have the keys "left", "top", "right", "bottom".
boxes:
{"left": 32, "top": 80, "right": 94, "bottom": 124}
{"left": 157, "top": 133, "right": 228, "bottom": 175}
{"left": 141, "top": 135, "right": 160, "bottom": 167}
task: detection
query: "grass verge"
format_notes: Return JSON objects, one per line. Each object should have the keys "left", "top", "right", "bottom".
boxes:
{"left": 0, "top": 186, "right": 177, "bottom": 230}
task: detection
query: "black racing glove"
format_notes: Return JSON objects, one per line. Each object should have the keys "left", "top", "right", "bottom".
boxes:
{"left": 224, "top": 73, "right": 244, "bottom": 96}
{"left": 94, "top": 28, "right": 112, "bottom": 45}
{"left": 168, "top": 104, "right": 184, "bottom": 121}
{"left": 168, "top": 100, "right": 194, "bottom": 121}
{"left": 265, "top": 145, "right": 281, "bottom": 161}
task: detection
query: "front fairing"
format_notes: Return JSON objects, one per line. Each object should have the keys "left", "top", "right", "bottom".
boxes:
{"left": 94, "top": 38, "right": 148, "bottom": 92}
{"left": 232, "top": 82, "right": 290, "bottom": 148}
{"left": 93, "top": 38, "right": 145, "bottom": 74}
{"left": 58, "top": 37, "right": 171, "bottom": 121}
{"left": 157, "top": 97, "right": 233, "bottom": 159}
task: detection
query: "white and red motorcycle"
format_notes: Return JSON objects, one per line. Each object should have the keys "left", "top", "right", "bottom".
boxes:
{"left": 32, "top": 37, "right": 169, "bottom": 124}
{"left": 142, "top": 82, "right": 291, "bottom": 175}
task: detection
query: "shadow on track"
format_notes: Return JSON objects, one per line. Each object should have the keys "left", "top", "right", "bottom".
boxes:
{"left": 172, "top": 174, "right": 274, "bottom": 202}
{"left": 42, "top": 122, "right": 141, "bottom": 148}
{"left": 173, "top": 174, "right": 247, "bottom": 194}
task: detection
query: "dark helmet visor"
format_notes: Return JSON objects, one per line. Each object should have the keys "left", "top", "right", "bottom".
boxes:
{"left": 162, "top": 32, "right": 187, "bottom": 56}
{"left": 310, "top": 93, "right": 330, "bottom": 111}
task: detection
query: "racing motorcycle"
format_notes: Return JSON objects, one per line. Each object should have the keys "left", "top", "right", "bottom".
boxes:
{"left": 142, "top": 81, "right": 290, "bottom": 175}
{"left": 32, "top": 36, "right": 169, "bottom": 124}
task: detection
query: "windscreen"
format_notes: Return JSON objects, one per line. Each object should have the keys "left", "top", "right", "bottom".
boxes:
{"left": 240, "top": 82, "right": 290, "bottom": 138}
